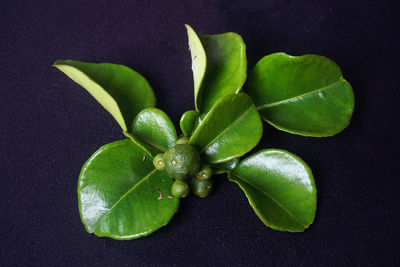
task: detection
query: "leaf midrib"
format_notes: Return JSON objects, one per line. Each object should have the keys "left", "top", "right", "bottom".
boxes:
{"left": 232, "top": 173, "right": 306, "bottom": 227}
{"left": 198, "top": 105, "right": 252, "bottom": 154}
{"left": 93, "top": 168, "right": 157, "bottom": 230}
{"left": 256, "top": 79, "right": 343, "bottom": 110}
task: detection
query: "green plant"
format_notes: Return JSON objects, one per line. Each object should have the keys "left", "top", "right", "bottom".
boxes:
{"left": 53, "top": 25, "right": 354, "bottom": 240}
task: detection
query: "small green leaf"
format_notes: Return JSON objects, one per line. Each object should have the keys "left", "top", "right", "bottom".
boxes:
{"left": 189, "top": 93, "right": 262, "bottom": 164}
{"left": 130, "top": 108, "right": 177, "bottom": 152}
{"left": 53, "top": 60, "right": 156, "bottom": 132}
{"left": 186, "top": 26, "right": 247, "bottom": 113}
{"left": 78, "top": 139, "right": 179, "bottom": 240}
{"left": 229, "top": 149, "right": 317, "bottom": 232}
{"left": 180, "top": 110, "right": 200, "bottom": 137}
{"left": 211, "top": 158, "right": 239, "bottom": 174}
{"left": 185, "top": 24, "right": 207, "bottom": 111}
{"left": 247, "top": 53, "right": 354, "bottom": 137}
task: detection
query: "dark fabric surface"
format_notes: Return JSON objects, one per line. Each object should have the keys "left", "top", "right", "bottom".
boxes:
{"left": 1, "top": 0, "right": 399, "bottom": 266}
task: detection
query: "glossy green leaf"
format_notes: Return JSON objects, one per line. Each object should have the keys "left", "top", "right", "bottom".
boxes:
{"left": 130, "top": 108, "right": 177, "bottom": 152}
{"left": 248, "top": 53, "right": 354, "bottom": 137}
{"left": 78, "top": 139, "right": 179, "bottom": 240}
{"left": 187, "top": 26, "right": 247, "bottom": 113}
{"left": 185, "top": 24, "right": 207, "bottom": 110}
{"left": 229, "top": 149, "right": 316, "bottom": 232}
{"left": 189, "top": 93, "right": 262, "bottom": 164}
{"left": 53, "top": 60, "right": 156, "bottom": 132}
{"left": 211, "top": 158, "right": 239, "bottom": 174}
{"left": 180, "top": 110, "right": 200, "bottom": 137}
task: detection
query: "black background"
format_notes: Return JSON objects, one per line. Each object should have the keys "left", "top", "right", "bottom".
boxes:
{"left": 1, "top": 0, "right": 399, "bottom": 266}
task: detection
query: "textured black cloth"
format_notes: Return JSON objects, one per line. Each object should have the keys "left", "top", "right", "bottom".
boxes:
{"left": 1, "top": 0, "right": 399, "bottom": 266}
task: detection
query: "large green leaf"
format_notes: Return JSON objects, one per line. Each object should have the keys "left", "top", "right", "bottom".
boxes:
{"left": 179, "top": 110, "right": 200, "bottom": 137}
{"left": 189, "top": 93, "right": 262, "bottom": 164}
{"left": 247, "top": 53, "right": 354, "bottom": 137}
{"left": 78, "top": 139, "right": 179, "bottom": 240}
{"left": 229, "top": 149, "right": 316, "bottom": 232}
{"left": 187, "top": 26, "right": 247, "bottom": 113}
{"left": 53, "top": 60, "right": 156, "bottom": 132}
{"left": 130, "top": 108, "right": 177, "bottom": 152}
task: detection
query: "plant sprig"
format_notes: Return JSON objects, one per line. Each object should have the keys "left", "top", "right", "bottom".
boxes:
{"left": 54, "top": 24, "right": 354, "bottom": 239}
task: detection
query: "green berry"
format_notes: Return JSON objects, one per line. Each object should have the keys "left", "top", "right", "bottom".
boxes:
{"left": 176, "top": 136, "right": 189, "bottom": 145}
{"left": 163, "top": 144, "right": 201, "bottom": 180}
{"left": 196, "top": 164, "right": 212, "bottom": 180}
{"left": 153, "top": 153, "right": 165, "bottom": 171}
{"left": 191, "top": 178, "right": 213, "bottom": 198}
{"left": 171, "top": 180, "right": 190, "bottom": 198}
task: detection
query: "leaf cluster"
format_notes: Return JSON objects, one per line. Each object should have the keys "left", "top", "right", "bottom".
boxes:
{"left": 54, "top": 25, "right": 354, "bottom": 239}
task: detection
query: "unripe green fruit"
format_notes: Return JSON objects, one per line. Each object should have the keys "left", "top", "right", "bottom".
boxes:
{"left": 196, "top": 164, "right": 212, "bottom": 180}
{"left": 176, "top": 136, "right": 189, "bottom": 145}
{"left": 153, "top": 153, "right": 165, "bottom": 171}
{"left": 191, "top": 178, "right": 213, "bottom": 198}
{"left": 163, "top": 144, "right": 201, "bottom": 180}
{"left": 171, "top": 180, "right": 190, "bottom": 198}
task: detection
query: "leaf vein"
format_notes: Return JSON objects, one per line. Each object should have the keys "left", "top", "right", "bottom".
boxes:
{"left": 232, "top": 173, "right": 306, "bottom": 227}
{"left": 256, "top": 79, "right": 343, "bottom": 110}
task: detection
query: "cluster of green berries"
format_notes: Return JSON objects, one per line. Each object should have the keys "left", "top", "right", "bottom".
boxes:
{"left": 153, "top": 137, "right": 213, "bottom": 198}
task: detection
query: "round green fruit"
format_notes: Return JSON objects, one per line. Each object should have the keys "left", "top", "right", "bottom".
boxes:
{"left": 163, "top": 144, "right": 201, "bottom": 180}
{"left": 191, "top": 178, "right": 213, "bottom": 198}
{"left": 153, "top": 153, "right": 165, "bottom": 171}
{"left": 171, "top": 180, "right": 190, "bottom": 198}
{"left": 196, "top": 164, "right": 212, "bottom": 180}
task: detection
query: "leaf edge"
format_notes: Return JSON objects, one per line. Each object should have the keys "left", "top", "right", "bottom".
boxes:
{"left": 228, "top": 148, "right": 317, "bottom": 232}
